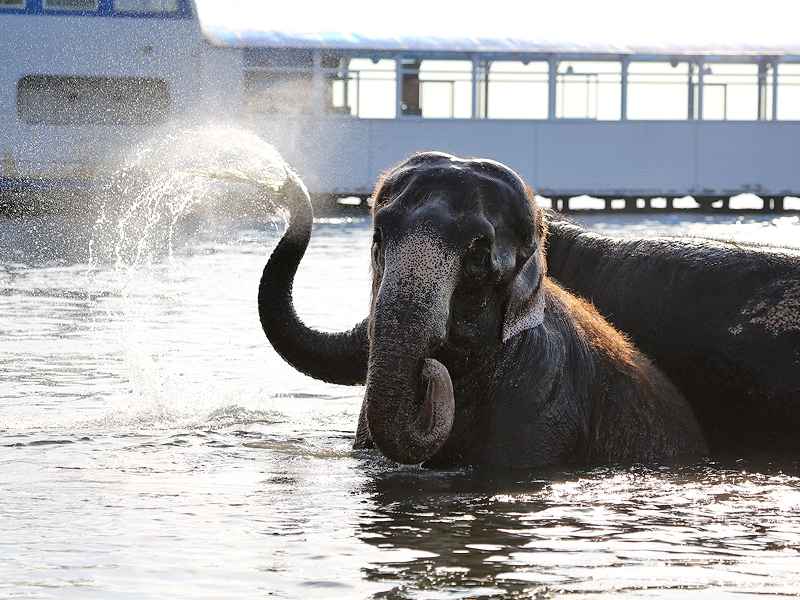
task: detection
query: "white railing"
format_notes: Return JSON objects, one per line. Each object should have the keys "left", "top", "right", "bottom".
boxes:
{"left": 242, "top": 58, "right": 800, "bottom": 122}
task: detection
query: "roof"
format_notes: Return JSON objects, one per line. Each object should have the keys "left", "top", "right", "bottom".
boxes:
{"left": 194, "top": 0, "right": 800, "bottom": 58}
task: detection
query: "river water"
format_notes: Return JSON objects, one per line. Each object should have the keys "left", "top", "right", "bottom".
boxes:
{"left": 2, "top": 142, "right": 800, "bottom": 598}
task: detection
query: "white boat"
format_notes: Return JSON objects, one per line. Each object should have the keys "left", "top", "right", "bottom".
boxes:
{"left": 2, "top": 0, "right": 800, "bottom": 210}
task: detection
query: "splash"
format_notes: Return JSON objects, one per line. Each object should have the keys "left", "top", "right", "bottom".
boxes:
{"left": 82, "top": 125, "right": 293, "bottom": 430}
{"left": 90, "top": 125, "right": 288, "bottom": 270}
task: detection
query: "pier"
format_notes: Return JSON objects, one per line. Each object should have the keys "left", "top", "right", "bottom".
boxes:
{"left": 312, "top": 191, "right": 800, "bottom": 217}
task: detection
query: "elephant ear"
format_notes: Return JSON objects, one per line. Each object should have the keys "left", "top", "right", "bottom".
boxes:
{"left": 502, "top": 247, "right": 546, "bottom": 343}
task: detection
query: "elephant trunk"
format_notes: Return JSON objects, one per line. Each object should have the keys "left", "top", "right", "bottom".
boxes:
{"left": 258, "top": 168, "right": 369, "bottom": 385}
{"left": 364, "top": 236, "right": 457, "bottom": 464}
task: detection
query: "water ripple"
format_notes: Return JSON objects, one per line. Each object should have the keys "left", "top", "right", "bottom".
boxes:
{"left": 3, "top": 202, "right": 800, "bottom": 598}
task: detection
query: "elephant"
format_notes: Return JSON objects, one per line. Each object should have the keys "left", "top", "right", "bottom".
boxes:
{"left": 545, "top": 215, "right": 800, "bottom": 455}
{"left": 258, "top": 152, "right": 707, "bottom": 468}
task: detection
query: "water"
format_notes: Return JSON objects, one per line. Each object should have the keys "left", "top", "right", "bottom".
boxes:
{"left": 2, "top": 135, "right": 800, "bottom": 597}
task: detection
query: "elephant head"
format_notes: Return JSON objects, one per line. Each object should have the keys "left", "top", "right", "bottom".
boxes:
{"left": 364, "top": 152, "right": 547, "bottom": 464}
{"left": 259, "top": 153, "right": 547, "bottom": 465}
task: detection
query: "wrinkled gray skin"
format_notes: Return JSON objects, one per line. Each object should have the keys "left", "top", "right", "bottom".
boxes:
{"left": 260, "top": 152, "right": 707, "bottom": 468}
{"left": 545, "top": 215, "right": 800, "bottom": 455}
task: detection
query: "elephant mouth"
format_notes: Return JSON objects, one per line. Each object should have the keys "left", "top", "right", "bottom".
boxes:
{"left": 433, "top": 336, "right": 467, "bottom": 365}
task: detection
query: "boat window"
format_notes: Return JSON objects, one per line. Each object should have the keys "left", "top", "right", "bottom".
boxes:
{"left": 777, "top": 63, "right": 800, "bottom": 120}
{"left": 342, "top": 59, "right": 396, "bottom": 119}
{"left": 243, "top": 51, "right": 367, "bottom": 117}
{"left": 416, "top": 60, "right": 473, "bottom": 118}
{"left": 556, "top": 61, "right": 621, "bottom": 120}
{"left": 0, "top": 0, "right": 25, "bottom": 7}
{"left": 320, "top": 55, "right": 350, "bottom": 116}
{"left": 627, "top": 62, "right": 692, "bottom": 120}
{"left": 485, "top": 61, "right": 548, "bottom": 120}
{"left": 702, "top": 63, "right": 761, "bottom": 120}
{"left": 243, "top": 49, "right": 314, "bottom": 115}
{"left": 114, "top": 0, "right": 178, "bottom": 12}
{"left": 44, "top": 0, "right": 97, "bottom": 9}
{"left": 244, "top": 71, "right": 314, "bottom": 115}
{"left": 17, "top": 75, "right": 170, "bottom": 125}
{"left": 703, "top": 64, "right": 758, "bottom": 121}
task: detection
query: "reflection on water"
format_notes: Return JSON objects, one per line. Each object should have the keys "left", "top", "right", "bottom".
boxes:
{"left": 362, "top": 460, "right": 800, "bottom": 598}
{"left": 1, "top": 185, "right": 800, "bottom": 597}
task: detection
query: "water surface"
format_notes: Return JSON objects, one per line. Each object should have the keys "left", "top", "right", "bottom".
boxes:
{"left": 2, "top": 204, "right": 799, "bottom": 598}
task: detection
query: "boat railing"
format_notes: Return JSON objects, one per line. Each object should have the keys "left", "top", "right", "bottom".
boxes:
{"left": 241, "top": 54, "right": 800, "bottom": 123}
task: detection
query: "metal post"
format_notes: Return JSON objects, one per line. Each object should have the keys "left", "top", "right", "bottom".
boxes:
{"left": 312, "top": 50, "right": 324, "bottom": 116}
{"left": 548, "top": 56, "right": 557, "bottom": 120}
{"left": 758, "top": 61, "right": 768, "bottom": 121}
{"left": 484, "top": 61, "right": 490, "bottom": 118}
{"left": 697, "top": 61, "right": 704, "bottom": 121}
{"left": 620, "top": 56, "right": 629, "bottom": 121}
{"left": 342, "top": 59, "right": 349, "bottom": 113}
{"left": 395, "top": 52, "right": 403, "bottom": 119}
{"left": 471, "top": 54, "right": 479, "bottom": 119}
{"left": 772, "top": 58, "right": 779, "bottom": 120}
{"left": 687, "top": 62, "right": 695, "bottom": 120}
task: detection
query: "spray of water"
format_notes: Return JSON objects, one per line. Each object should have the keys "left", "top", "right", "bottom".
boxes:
{"left": 90, "top": 126, "right": 288, "bottom": 270}
{"left": 84, "top": 125, "right": 295, "bottom": 430}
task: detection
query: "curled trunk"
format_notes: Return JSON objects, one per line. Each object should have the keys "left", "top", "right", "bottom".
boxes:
{"left": 258, "top": 169, "right": 369, "bottom": 385}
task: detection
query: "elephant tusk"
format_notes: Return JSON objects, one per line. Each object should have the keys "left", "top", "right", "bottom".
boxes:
{"left": 415, "top": 358, "right": 455, "bottom": 442}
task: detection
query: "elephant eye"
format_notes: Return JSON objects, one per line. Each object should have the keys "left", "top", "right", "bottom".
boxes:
{"left": 465, "top": 243, "right": 491, "bottom": 272}
{"left": 372, "top": 228, "right": 383, "bottom": 251}
{"left": 371, "top": 229, "right": 384, "bottom": 267}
